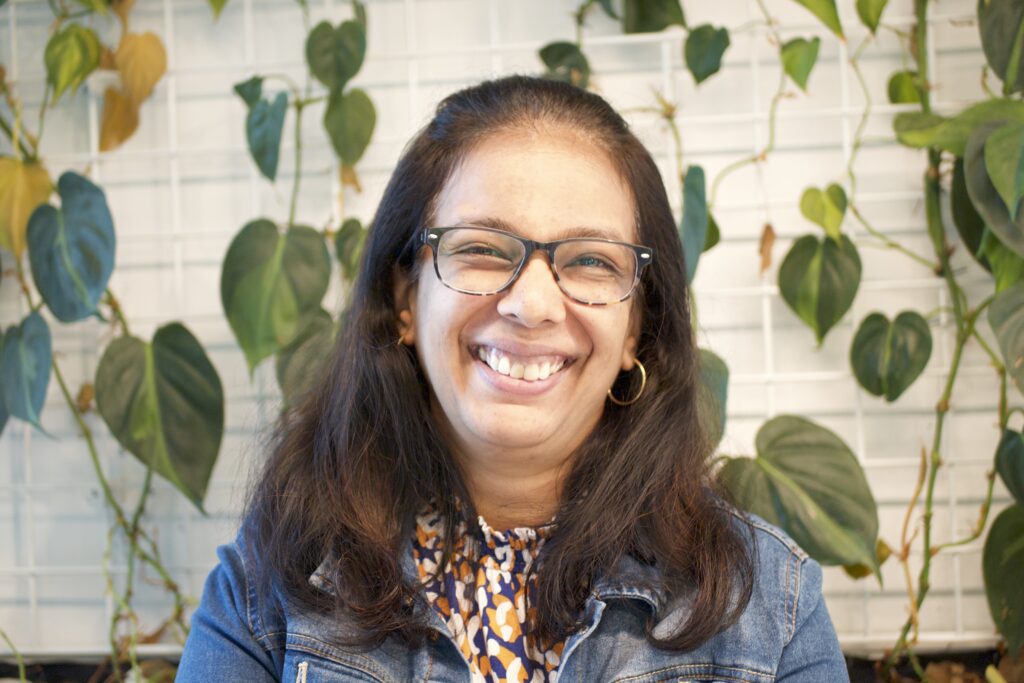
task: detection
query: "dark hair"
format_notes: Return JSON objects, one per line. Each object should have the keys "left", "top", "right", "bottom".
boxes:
{"left": 244, "top": 74, "right": 754, "bottom": 653}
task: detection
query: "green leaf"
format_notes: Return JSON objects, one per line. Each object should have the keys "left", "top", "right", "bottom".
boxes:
{"left": 539, "top": 41, "right": 591, "bottom": 89}
{"left": 952, "top": 157, "right": 991, "bottom": 272}
{"left": 622, "top": 0, "right": 685, "bottom": 33}
{"left": 856, "top": 0, "right": 887, "bottom": 33}
{"left": 887, "top": 70, "right": 921, "bottom": 104}
{"left": 246, "top": 91, "right": 288, "bottom": 181}
{"left": 718, "top": 415, "right": 879, "bottom": 573}
{"left": 334, "top": 217, "right": 366, "bottom": 280}
{"left": 697, "top": 348, "right": 728, "bottom": 450}
{"left": 792, "top": 0, "right": 844, "bottom": 38}
{"left": 985, "top": 122, "right": 1024, "bottom": 220}
{"left": 843, "top": 538, "right": 892, "bottom": 580}
{"left": 598, "top": 0, "right": 619, "bottom": 19}
{"left": 989, "top": 282, "right": 1024, "bottom": 396}
{"left": 684, "top": 25, "right": 730, "bottom": 84}
{"left": 979, "top": 0, "right": 1024, "bottom": 94}
{"left": 233, "top": 76, "right": 263, "bottom": 108}
{"left": 44, "top": 24, "right": 101, "bottom": 103}
{"left": 209, "top": 0, "right": 229, "bottom": 18}
{"left": 305, "top": 20, "right": 366, "bottom": 93}
{"left": 996, "top": 428, "right": 1024, "bottom": 504}
{"left": 983, "top": 504, "right": 1024, "bottom": 653}
{"left": 780, "top": 38, "right": 820, "bottom": 91}
{"left": 0, "top": 312, "right": 51, "bottom": 431}
{"left": 680, "top": 165, "right": 707, "bottom": 283}
{"left": 893, "top": 99, "right": 1024, "bottom": 156}
{"left": 850, "top": 311, "right": 932, "bottom": 402}
{"left": 276, "top": 308, "right": 338, "bottom": 407}
{"left": 352, "top": 0, "right": 367, "bottom": 30}
{"left": 965, "top": 121, "right": 1024, "bottom": 258}
{"left": 95, "top": 323, "right": 224, "bottom": 513}
{"left": 220, "top": 220, "right": 332, "bottom": 374}
{"left": 27, "top": 172, "right": 115, "bottom": 323}
{"left": 72, "top": 0, "right": 108, "bottom": 13}
{"left": 778, "top": 234, "right": 862, "bottom": 344}
{"left": 799, "top": 183, "right": 847, "bottom": 240}
{"left": 323, "top": 87, "right": 376, "bottom": 166}
{"left": 981, "top": 229, "right": 1024, "bottom": 291}
{"left": 704, "top": 211, "right": 720, "bottom": 252}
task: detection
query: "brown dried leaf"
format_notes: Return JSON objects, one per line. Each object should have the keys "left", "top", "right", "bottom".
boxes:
{"left": 111, "top": 0, "right": 136, "bottom": 26}
{"left": 759, "top": 222, "right": 776, "bottom": 274}
{"left": 0, "top": 157, "right": 54, "bottom": 257}
{"left": 922, "top": 661, "right": 984, "bottom": 683}
{"left": 115, "top": 31, "right": 166, "bottom": 105}
{"left": 76, "top": 382, "right": 95, "bottom": 414}
{"left": 998, "top": 646, "right": 1024, "bottom": 683}
{"left": 99, "top": 86, "right": 140, "bottom": 152}
{"left": 340, "top": 164, "right": 362, "bottom": 193}
{"left": 99, "top": 45, "right": 116, "bottom": 70}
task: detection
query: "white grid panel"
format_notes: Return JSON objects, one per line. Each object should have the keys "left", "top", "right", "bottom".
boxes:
{"left": 0, "top": 0, "right": 1014, "bottom": 659}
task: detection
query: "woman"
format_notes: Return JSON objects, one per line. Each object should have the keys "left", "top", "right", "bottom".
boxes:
{"left": 177, "top": 75, "right": 848, "bottom": 682}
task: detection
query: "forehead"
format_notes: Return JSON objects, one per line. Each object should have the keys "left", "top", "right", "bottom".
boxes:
{"left": 431, "top": 131, "right": 637, "bottom": 243}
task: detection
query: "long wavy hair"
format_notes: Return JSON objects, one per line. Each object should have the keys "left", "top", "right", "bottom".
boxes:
{"left": 244, "top": 74, "right": 754, "bottom": 652}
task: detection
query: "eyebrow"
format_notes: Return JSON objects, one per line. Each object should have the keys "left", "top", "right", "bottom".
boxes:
{"left": 454, "top": 215, "right": 623, "bottom": 241}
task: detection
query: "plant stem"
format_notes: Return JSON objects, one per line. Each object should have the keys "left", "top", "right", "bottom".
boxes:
{"left": 0, "top": 112, "right": 35, "bottom": 160}
{"left": 0, "top": 626, "right": 27, "bottom": 682}
{"left": 288, "top": 99, "right": 305, "bottom": 228}
{"left": 850, "top": 205, "right": 940, "bottom": 271}
{"left": 846, "top": 36, "right": 872, "bottom": 198}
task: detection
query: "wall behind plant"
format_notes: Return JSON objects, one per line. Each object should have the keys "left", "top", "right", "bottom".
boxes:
{"left": 0, "top": 0, "right": 1010, "bottom": 659}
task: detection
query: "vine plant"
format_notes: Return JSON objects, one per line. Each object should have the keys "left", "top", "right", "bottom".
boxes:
{"left": 541, "top": 0, "right": 1024, "bottom": 680}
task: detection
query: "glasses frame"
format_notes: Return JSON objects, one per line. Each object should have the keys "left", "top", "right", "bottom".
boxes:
{"left": 417, "top": 226, "right": 653, "bottom": 306}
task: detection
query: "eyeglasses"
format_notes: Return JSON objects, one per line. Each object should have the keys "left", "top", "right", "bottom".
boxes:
{"left": 416, "top": 226, "right": 653, "bottom": 305}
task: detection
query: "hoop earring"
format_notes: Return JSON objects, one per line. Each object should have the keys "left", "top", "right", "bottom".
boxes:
{"left": 607, "top": 359, "right": 647, "bottom": 406}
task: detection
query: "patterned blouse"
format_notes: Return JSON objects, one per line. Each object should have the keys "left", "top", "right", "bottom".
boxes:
{"left": 410, "top": 501, "right": 565, "bottom": 683}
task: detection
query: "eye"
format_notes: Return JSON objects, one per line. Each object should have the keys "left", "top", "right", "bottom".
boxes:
{"left": 567, "top": 254, "right": 621, "bottom": 274}
{"left": 452, "top": 243, "right": 515, "bottom": 260}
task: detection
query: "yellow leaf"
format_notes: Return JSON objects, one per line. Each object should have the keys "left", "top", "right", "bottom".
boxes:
{"left": 340, "top": 164, "right": 362, "bottom": 192}
{"left": 0, "top": 157, "right": 53, "bottom": 258}
{"left": 115, "top": 32, "right": 166, "bottom": 105}
{"left": 99, "top": 45, "right": 116, "bottom": 70}
{"left": 100, "top": 87, "right": 140, "bottom": 152}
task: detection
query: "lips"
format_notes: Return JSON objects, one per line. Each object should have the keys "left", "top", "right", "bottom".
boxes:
{"left": 469, "top": 344, "right": 574, "bottom": 382}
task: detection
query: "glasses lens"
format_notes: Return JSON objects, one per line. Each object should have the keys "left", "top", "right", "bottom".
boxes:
{"left": 554, "top": 240, "right": 637, "bottom": 303}
{"left": 436, "top": 228, "right": 525, "bottom": 294}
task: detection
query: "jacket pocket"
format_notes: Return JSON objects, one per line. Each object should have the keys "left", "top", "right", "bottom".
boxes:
{"left": 283, "top": 647, "right": 388, "bottom": 683}
{"left": 612, "top": 662, "right": 775, "bottom": 683}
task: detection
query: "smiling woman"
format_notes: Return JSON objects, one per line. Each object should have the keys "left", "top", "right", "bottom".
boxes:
{"left": 176, "top": 75, "right": 849, "bottom": 682}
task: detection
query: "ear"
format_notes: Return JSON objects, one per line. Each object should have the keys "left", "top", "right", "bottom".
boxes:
{"left": 393, "top": 266, "right": 418, "bottom": 346}
{"left": 621, "top": 307, "right": 641, "bottom": 371}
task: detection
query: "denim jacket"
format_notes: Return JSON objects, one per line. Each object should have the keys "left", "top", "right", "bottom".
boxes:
{"left": 176, "top": 511, "right": 848, "bottom": 682}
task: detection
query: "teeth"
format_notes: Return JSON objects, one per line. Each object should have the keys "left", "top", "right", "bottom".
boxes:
{"left": 473, "top": 346, "right": 569, "bottom": 382}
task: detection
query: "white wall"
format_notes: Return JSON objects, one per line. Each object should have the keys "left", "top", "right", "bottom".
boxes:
{"left": 0, "top": 0, "right": 1010, "bottom": 659}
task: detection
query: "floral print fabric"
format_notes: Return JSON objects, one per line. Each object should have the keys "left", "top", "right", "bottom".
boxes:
{"left": 411, "top": 502, "right": 564, "bottom": 682}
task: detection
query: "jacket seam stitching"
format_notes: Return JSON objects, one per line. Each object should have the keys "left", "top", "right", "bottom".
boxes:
{"left": 788, "top": 554, "right": 802, "bottom": 644}
{"left": 612, "top": 662, "right": 775, "bottom": 682}
{"left": 235, "top": 542, "right": 265, "bottom": 642}
{"left": 726, "top": 508, "right": 808, "bottom": 561}
{"left": 284, "top": 642, "right": 387, "bottom": 682}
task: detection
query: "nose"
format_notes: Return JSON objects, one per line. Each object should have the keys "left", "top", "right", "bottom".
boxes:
{"left": 495, "top": 252, "right": 567, "bottom": 327}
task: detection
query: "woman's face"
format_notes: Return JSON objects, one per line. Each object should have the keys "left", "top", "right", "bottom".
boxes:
{"left": 397, "top": 130, "right": 640, "bottom": 464}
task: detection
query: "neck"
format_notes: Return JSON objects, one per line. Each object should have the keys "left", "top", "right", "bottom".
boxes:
{"left": 456, "top": 450, "right": 568, "bottom": 530}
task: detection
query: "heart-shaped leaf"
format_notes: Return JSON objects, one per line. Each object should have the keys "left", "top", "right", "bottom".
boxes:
{"left": 0, "top": 311, "right": 52, "bottom": 431}
{"left": 115, "top": 32, "right": 167, "bottom": 105}
{"left": 276, "top": 309, "right": 338, "bottom": 407}
{"left": 979, "top": 0, "right": 1024, "bottom": 94}
{"left": 246, "top": 91, "right": 288, "bottom": 181}
{"left": 96, "top": 323, "right": 224, "bottom": 512}
{"left": 680, "top": 165, "right": 707, "bottom": 283}
{"left": 697, "top": 348, "right": 728, "bottom": 450}
{"left": 952, "top": 156, "right": 990, "bottom": 271}
{"left": 850, "top": 311, "right": 932, "bottom": 401}
{"left": 334, "top": 217, "right": 366, "bottom": 281}
{"left": 985, "top": 122, "right": 1024, "bottom": 219}
{"left": 221, "top": 220, "right": 332, "bottom": 373}
{"left": 894, "top": 99, "right": 1024, "bottom": 156}
{"left": 27, "top": 172, "right": 116, "bottom": 323}
{"left": 0, "top": 157, "right": 53, "bottom": 258}
{"left": 887, "top": 70, "right": 921, "bottom": 104}
{"left": 233, "top": 76, "right": 263, "bottom": 108}
{"left": 704, "top": 211, "right": 720, "bottom": 252}
{"left": 353, "top": 0, "right": 367, "bottom": 30}
{"left": 99, "top": 86, "right": 140, "bottom": 152}
{"left": 981, "top": 227, "right": 1024, "bottom": 292}
{"left": 989, "top": 282, "right": 1024, "bottom": 396}
{"left": 983, "top": 504, "right": 1024, "bottom": 653}
{"left": 856, "top": 0, "right": 888, "bottom": 33}
{"left": 622, "top": 0, "right": 685, "bottom": 33}
{"left": 996, "top": 428, "right": 1024, "bottom": 504}
{"left": 45, "top": 24, "right": 101, "bottom": 103}
{"left": 778, "top": 234, "right": 862, "bottom": 345}
{"left": 598, "top": 0, "right": 618, "bottom": 19}
{"left": 306, "top": 19, "right": 366, "bottom": 93}
{"left": 539, "top": 41, "right": 591, "bottom": 89}
{"left": 966, "top": 122, "right": 1024, "bottom": 258}
{"left": 800, "top": 183, "right": 847, "bottom": 240}
{"left": 685, "top": 25, "right": 730, "bottom": 84}
{"left": 323, "top": 87, "right": 376, "bottom": 167}
{"left": 792, "top": 0, "right": 844, "bottom": 38}
{"left": 780, "top": 37, "right": 820, "bottom": 91}
{"left": 718, "top": 415, "right": 879, "bottom": 574}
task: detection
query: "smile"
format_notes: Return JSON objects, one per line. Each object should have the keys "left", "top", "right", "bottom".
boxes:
{"left": 470, "top": 345, "right": 573, "bottom": 382}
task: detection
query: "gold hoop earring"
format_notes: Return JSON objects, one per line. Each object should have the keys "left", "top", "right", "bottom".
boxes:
{"left": 607, "top": 359, "right": 647, "bottom": 406}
